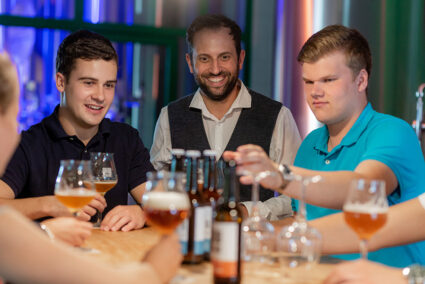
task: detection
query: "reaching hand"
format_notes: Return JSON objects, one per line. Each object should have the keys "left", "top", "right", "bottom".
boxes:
{"left": 40, "top": 217, "right": 92, "bottom": 247}
{"left": 323, "top": 260, "right": 405, "bottom": 284}
{"left": 101, "top": 205, "right": 146, "bottom": 232}
{"left": 223, "top": 144, "right": 284, "bottom": 190}
{"left": 143, "top": 233, "right": 182, "bottom": 284}
{"left": 76, "top": 194, "right": 107, "bottom": 221}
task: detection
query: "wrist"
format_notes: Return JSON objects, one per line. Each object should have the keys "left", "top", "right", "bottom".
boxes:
{"left": 39, "top": 221, "right": 55, "bottom": 240}
{"left": 277, "top": 164, "right": 293, "bottom": 191}
{"left": 402, "top": 264, "right": 425, "bottom": 284}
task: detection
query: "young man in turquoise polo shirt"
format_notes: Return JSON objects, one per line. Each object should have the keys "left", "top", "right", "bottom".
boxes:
{"left": 223, "top": 25, "right": 425, "bottom": 267}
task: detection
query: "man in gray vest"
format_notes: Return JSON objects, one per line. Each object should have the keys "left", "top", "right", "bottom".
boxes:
{"left": 150, "top": 14, "right": 301, "bottom": 220}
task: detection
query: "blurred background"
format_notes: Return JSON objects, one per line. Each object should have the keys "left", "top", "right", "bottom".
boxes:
{"left": 0, "top": 0, "right": 424, "bottom": 147}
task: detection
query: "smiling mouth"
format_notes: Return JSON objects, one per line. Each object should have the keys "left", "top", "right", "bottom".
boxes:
{"left": 85, "top": 104, "right": 104, "bottom": 111}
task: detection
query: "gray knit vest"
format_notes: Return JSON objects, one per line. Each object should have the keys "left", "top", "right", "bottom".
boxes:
{"left": 168, "top": 89, "right": 281, "bottom": 202}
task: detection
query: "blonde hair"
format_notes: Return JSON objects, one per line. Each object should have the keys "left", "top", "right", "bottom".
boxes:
{"left": 0, "top": 53, "right": 17, "bottom": 114}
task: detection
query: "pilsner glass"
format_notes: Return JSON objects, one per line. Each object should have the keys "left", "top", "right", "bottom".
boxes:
{"left": 54, "top": 160, "right": 96, "bottom": 216}
{"left": 142, "top": 171, "right": 190, "bottom": 235}
{"left": 343, "top": 179, "right": 388, "bottom": 259}
{"left": 90, "top": 152, "right": 118, "bottom": 227}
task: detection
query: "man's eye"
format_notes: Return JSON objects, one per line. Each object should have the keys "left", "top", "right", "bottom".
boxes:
{"left": 199, "top": 57, "right": 209, "bottom": 63}
{"left": 324, "top": 78, "right": 335, "bottom": 83}
{"left": 84, "top": 81, "right": 94, "bottom": 86}
{"left": 221, "top": 55, "right": 230, "bottom": 60}
{"left": 105, "top": 83, "right": 115, "bottom": 89}
{"left": 304, "top": 80, "right": 313, "bottom": 85}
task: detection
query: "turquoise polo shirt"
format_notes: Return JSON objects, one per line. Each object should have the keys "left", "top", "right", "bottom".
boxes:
{"left": 294, "top": 103, "right": 425, "bottom": 267}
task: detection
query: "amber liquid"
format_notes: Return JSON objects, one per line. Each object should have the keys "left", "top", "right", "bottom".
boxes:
{"left": 344, "top": 211, "right": 387, "bottom": 240}
{"left": 94, "top": 180, "right": 117, "bottom": 195}
{"left": 56, "top": 191, "right": 96, "bottom": 213}
{"left": 145, "top": 208, "right": 189, "bottom": 235}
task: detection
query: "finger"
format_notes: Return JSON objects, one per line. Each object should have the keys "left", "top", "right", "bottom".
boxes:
{"left": 101, "top": 210, "right": 122, "bottom": 231}
{"left": 236, "top": 144, "right": 264, "bottom": 153}
{"left": 81, "top": 205, "right": 97, "bottom": 217}
{"left": 94, "top": 194, "right": 107, "bottom": 208}
{"left": 88, "top": 196, "right": 107, "bottom": 212}
{"left": 239, "top": 175, "right": 254, "bottom": 185}
{"left": 222, "top": 151, "right": 239, "bottom": 161}
{"left": 121, "top": 220, "right": 137, "bottom": 232}
{"left": 76, "top": 210, "right": 91, "bottom": 221}
{"left": 110, "top": 216, "right": 131, "bottom": 231}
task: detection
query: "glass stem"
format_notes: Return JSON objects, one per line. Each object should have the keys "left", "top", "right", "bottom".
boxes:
{"left": 251, "top": 175, "right": 260, "bottom": 217}
{"left": 297, "top": 178, "right": 308, "bottom": 223}
{"left": 360, "top": 239, "right": 368, "bottom": 259}
{"left": 94, "top": 209, "right": 102, "bottom": 227}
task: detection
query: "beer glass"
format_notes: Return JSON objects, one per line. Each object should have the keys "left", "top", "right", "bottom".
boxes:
{"left": 343, "top": 179, "right": 388, "bottom": 259}
{"left": 242, "top": 170, "right": 276, "bottom": 263}
{"left": 277, "top": 175, "right": 322, "bottom": 269}
{"left": 90, "top": 152, "right": 118, "bottom": 227}
{"left": 54, "top": 160, "right": 96, "bottom": 216}
{"left": 142, "top": 171, "right": 190, "bottom": 235}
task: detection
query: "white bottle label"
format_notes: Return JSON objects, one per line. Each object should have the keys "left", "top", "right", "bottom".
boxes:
{"left": 193, "top": 206, "right": 204, "bottom": 255}
{"left": 211, "top": 222, "right": 240, "bottom": 278}
{"left": 177, "top": 218, "right": 189, "bottom": 255}
{"left": 203, "top": 205, "right": 213, "bottom": 254}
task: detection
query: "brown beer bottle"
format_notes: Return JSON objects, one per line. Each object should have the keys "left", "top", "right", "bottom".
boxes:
{"left": 178, "top": 150, "right": 204, "bottom": 264}
{"left": 211, "top": 160, "right": 243, "bottom": 284}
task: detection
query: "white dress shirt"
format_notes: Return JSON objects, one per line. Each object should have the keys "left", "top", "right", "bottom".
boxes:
{"left": 150, "top": 81, "right": 301, "bottom": 220}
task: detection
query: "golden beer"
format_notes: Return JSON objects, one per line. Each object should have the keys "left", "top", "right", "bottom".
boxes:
{"left": 55, "top": 190, "right": 96, "bottom": 213}
{"left": 344, "top": 210, "right": 387, "bottom": 240}
{"left": 143, "top": 191, "right": 190, "bottom": 235}
{"left": 94, "top": 180, "right": 117, "bottom": 195}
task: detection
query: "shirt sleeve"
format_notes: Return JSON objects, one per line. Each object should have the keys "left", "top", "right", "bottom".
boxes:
{"left": 1, "top": 143, "right": 30, "bottom": 197}
{"left": 150, "top": 107, "right": 173, "bottom": 171}
{"left": 242, "top": 106, "right": 301, "bottom": 220}
{"left": 128, "top": 129, "right": 155, "bottom": 191}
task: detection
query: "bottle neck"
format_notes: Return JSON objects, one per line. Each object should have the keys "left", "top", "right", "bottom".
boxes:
{"left": 221, "top": 161, "right": 239, "bottom": 204}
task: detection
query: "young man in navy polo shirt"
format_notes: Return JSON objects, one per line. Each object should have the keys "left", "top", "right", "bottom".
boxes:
{"left": 0, "top": 30, "right": 154, "bottom": 232}
{"left": 224, "top": 25, "right": 425, "bottom": 267}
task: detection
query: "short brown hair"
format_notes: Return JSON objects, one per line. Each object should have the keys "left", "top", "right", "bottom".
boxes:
{"left": 56, "top": 30, "right": 118, "bottom": 81}
{"left": 0, "top": 53, "right": 17, "bottom": 114}
{"left": 186, "top": 14, "right": 242, "bottom": 58}
{"left": 297, "top": 25, "right": 372, "bottom": 78}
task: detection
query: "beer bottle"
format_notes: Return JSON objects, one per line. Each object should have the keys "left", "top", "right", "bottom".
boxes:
{"left": 170, "top": 148, "right": 185, "bottom": 173}
{"left": 178, "top": 150, "right": 204, "bottom": 264}
{"left": 211, "top": 160, "right": 243, "bottom": 284}
{"left": 202, "top": 150, "right": 220, "bottom": 260}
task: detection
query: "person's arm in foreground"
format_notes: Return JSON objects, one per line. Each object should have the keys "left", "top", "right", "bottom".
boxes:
{"left": 323, "top": 260, "right": 406, "bottom": 284}
{"left": 0, "top": 206, "right": 180, "bottom": 284}
{"left": 223, "top": 144, "right": 398, "bottom": 210}
{"left": 0, "top": 179, "right": 106, "bottom": 221}
{"left": 310, "top": 196, "right": 425, "bottom": 255}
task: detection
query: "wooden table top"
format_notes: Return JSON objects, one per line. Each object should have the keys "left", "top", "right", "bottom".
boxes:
{"left": 82, "top": 228, "right": 338, "bottom": 284}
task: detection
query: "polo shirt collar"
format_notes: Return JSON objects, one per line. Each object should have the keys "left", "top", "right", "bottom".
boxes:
{"left": 314, "top": 103, "right": 374, "bottom": 154}
{"left": 43, "top": 105, "right": 111, "bottom": 140}
{"left": 189, "top": 80, "right": 251, "bottom": 121}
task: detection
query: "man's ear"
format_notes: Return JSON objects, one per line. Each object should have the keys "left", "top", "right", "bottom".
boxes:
{"left": 185, "top": 53, "right": 194, "bottom": 74}
{"left": 356, "top": 69, "right": 368, "bottom": 93}
{"left": 55, "top": 72, "right": 66, "bottom": 92}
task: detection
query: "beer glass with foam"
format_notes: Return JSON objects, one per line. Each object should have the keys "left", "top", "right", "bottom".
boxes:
{"left": 343, "top": 179, "right": 388, "bottom": 259}
{"left": 142, "top": 171, "right": 190, "bottom": 235}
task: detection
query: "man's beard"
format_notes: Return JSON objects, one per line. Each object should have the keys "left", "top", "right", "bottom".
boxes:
{"left": 195, "top": 69, "right": 239, "bottom": 102}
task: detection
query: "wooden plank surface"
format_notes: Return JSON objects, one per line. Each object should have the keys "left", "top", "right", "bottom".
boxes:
{"left": 82, "top": 228, "right": 337, "bottom": 283}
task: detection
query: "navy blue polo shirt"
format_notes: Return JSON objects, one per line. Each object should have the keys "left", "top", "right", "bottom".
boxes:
{"left": 2, "top": 105, "right": 154, "bottom": 216}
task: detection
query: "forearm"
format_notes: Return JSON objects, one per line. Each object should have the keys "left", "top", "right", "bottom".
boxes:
{"left": 282, "top": 167, "right": 364, "bottom": 210}
{"left": 0, "top": 196, "right": 60, "bottom": 219}
{"left": 0, "top": 207, "right": 162, "bottom": 284}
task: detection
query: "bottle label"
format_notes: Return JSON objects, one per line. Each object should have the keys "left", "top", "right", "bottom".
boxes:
{"left": 203, "top": 205, "right": 213, "bottom": 254}
{"left": 211, "top": 222, "right": 240, "bottom": 278}
{"left": 193, "top": 206, "right": 204, "bottom": 255}
{"left": 177, "top": 218, "right": 189, "bottom": 255}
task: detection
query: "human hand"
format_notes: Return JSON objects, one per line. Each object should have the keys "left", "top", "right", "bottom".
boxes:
{"left": 76, "top": 194, "right": 107, "bottom": 221}
{"left": 223, "top": 144, "right": 283, "bottom": 190}
{"left": 323, "top": 259, "right": 405, "bottom": 284}
{"left": 143, "top": 233, "right": 182, "bottom": 284}
{"left": 43, "top": 196, "right": 73, "bottom": 218}
{"left": 40, "top": 217, "right": 92, "bottom": 247}
{"left": 101, "top": 205, "right": 146, "bottom": 232}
